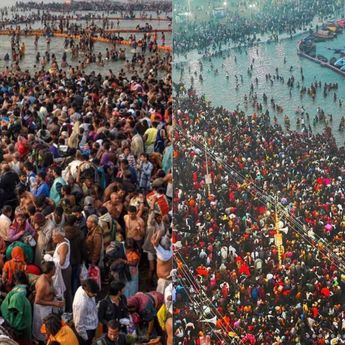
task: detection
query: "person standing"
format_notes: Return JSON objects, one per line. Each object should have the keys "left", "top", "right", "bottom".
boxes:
{"left": 2, "top": 246, "right": 27, "bottom": 292}
{"left": 0, "top": 164, "right": 19, "bottom": 207}
{"left": 23, "top": 161, "right": 36, "bottom": 192}
{"left": 49, "top": 166, "right": 66, "bottom": 206}
{"left": 52, "top": 229, "right": 72, "bottom": 313}
{"left": 97, "top": 281, "right": 129, "bottom": 334}
{"left": 31, "top": 172, "right": 50, "bottom": 198}
{"left": 137, "top": 153, "right": 153, "bottom": 191}
{"left": 73, "top": 278, "right": 100, "bottom": 345}
{"left": 143, "top": 210, "right": 165, "bottom": 286}
{"left": 143, "top": 122, "right": 158, "bottom": 154}
{"left": 151, "top": 231, "right": 172, "bottom": 294}
{"left": 32, "top": 212, "right": 54, "bottom": 268}
{"left": 33, "top": 262, "right": 65, "bottom": 344}
{"left": 130, "top": 128, "right": 144, "bottom": 158}
{"left": 124, "top": 205, "right": 145, "bottom": 250}
{"left": 0, "top": 205, "right": 12, "bottom": 240}
{"left": 7, "top": 208, "right": 35, "bottom": 244}
{"left": 85, "top": 215, "right": 103, "bottom": 266}
{"left": 64, "top": 214, "right": 85, "bottom": 295}
{"left": 0, "top": 271, "right": 32, "bottom": 345}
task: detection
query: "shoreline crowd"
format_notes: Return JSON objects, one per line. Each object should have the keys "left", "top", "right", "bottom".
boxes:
{"left": 174, "top": 0, "right": 340, "bottom": 55}
{"left": 175, "top": 51, "right": 345, "bottom": 139}
{"left": 15, "top": 2, "right": 172, "bottom": 16}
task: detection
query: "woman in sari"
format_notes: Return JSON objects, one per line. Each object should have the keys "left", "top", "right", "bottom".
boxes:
{"left": 7, "top": 209, "right": 35, "bottom": 244}
{"left": 2, "top": 246, "right": 27, "bottom": 292}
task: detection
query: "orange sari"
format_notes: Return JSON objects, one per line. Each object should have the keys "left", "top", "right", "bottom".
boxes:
{"left": 2, "top": 246, "right": 27, "bottom": 290}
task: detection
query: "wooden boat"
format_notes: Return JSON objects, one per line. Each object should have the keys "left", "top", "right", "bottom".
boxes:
{"left": 317, "top": 54, "right": 328, "bottom": 63}
{"left": 334, "top": 58, "right": 345, "bottom": 67}
{"left": 326, "top": 24, "right": 337, "bottom": 32}
{"left": 315, "top": 30, "right": 335, "bottom": 39}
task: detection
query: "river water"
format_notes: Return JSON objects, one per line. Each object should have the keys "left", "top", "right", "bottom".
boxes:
{"left": 175, "top": 28, "right": 345, "bottom": 147}
{"left": 0, "top": 2, "right": 171, "bottom": 77}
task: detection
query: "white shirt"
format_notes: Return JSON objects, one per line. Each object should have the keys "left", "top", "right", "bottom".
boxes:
{"left": 0, "top": 214, "right": 11, "bottom": 240}
{"left": 155, "top": 245, "right": 173, "bottom": 261}
{"left": 53, "top": 240, "right": 70, "bottom": 269}
{"left": 73, "top": 286, "right": 98, "bottom": 340}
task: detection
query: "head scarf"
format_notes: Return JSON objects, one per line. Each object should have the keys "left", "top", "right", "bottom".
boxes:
{"left": 3, "top": 246, "right": 26, "bottom": 286}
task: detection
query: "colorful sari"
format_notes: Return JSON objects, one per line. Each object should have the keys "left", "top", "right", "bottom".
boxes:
{"left": 2, "top": 246, "right": 27, "bottom": 291}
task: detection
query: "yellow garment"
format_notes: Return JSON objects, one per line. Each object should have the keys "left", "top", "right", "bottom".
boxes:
{"left": 157, "top": 304, "right": 167, "bottom": 330}
{"left": 46, "top": 324, "right": 79, "bottom": 345}
{"left": 303, "top": 303, "right": 308, "bottom": 313}
{"left": 144, "top": 127, "right": 158, "bottom": 145}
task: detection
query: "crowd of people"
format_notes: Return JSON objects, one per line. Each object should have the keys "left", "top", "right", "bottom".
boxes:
{"left": 0, "top": 4, "right": 173, "bottom": 345}
{"left": 174, "top": 0, "right": 340, "bottom": 54}
{"left": 4, "top": 26, "right": 169, "bottom": 71}
{"left": 16, "top": 2, "right": 172, "bottom": 16}
{"left": 175, "top": 50, "right": 345, "bottom": 137}
{"left": 173, "top": 91, "right": 345, "bottom": 344}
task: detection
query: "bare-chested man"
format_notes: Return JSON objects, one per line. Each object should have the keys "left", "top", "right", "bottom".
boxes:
{"left": 151, "top": 231, "right": 172, "bottom": 294}
{"left": 124, "top": 205, "right": 145, "bottom": 248}
{"left": 32, "top": 261, "right": 64, "bottom": 342}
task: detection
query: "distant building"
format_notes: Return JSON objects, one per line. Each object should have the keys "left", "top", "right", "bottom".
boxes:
{"left": 64, "top": 0, "right": 72, "bottom": 5}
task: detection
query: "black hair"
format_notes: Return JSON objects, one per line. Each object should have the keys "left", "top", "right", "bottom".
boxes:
{"left": 82, "top": 278, "right": 100, "bottom": 294}
{"left": 62, "top": 184, "right": 71, "bottom": 194}
{"left": 128, "top": 205, "right": 137, "bottom": 213}
{"left": 27, "top": 204, "right": 36, "bottom": 216}
{"left": 37, "top": 171, "right": 46, "bottom": 179}
{"left": 24, "top": 161, "right": 34, "bottom": 171}
{"left": 65, "top": 214, "right": 77, "bottom": 226}
{"left": 2, "top": 205, "right": 12, "bottom": 215}
{"left": 41, "top": 261, "right": 56, "bottom": 274}
{"left": 54, "top": 206, "right": 64, "bottom": 217}
{"left": 99, "top": 206, "right": 108, "bottom": 216}
{"left": 43, "top": 314, "right": 62, "bottom": 336}
{"left": 108, "top": 319, "right": 120, "bottom": 330}
{"left": 108, "top": 281, "right": 125, "bottom": 296}
{"left": 53, "top": 166, "right": 62, "bottom": 176}
{"left": 14, "top": 271, "right": 28, "bottom": 285}
{"left": 34, "top": 196, "right": 46, "bottom": 208}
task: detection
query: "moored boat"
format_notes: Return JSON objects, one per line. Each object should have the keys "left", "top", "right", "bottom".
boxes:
{"left": 317, "top": 54, "right": 328, "bottom": 63}
{"left": 314, "top": 30, "right": 335, "bottom": 40}
{"left": 334, "top": 58, "right": 345, "bottom": 67}
{"left": 326, "top": 24, "right": 337, "bottom": 32}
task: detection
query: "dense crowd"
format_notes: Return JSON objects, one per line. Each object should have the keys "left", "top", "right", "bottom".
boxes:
{"left": 16, "top": 2, "right": 172, "bottom": 15}
{"left": 0, "top": 7, "right": 173, "bottom": 345}
{"left": 173, "top": 91, "right": 345, "bottom": 344}
{"left": 174, "top": 0, "right": 340, "bottom": 54}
